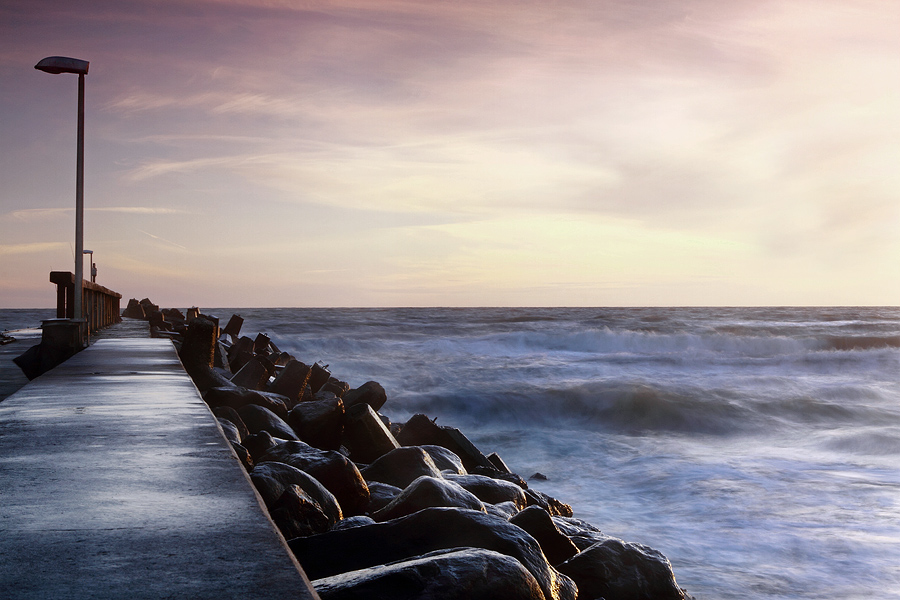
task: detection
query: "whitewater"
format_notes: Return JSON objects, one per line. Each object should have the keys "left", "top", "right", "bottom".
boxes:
{"left": 3, "top": 306, "right": 899, "bottom": 598}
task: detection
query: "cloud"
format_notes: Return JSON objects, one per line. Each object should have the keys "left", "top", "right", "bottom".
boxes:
{"left": 4, "top": 207, "right": 193, "bottom": 221}
{"left": 0, "top": 242, "right": 67, "bottom": 256}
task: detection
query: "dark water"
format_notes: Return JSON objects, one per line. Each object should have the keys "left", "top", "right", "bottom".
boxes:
{"left": 4, "top": 306, "right": 899, "bottom": 598}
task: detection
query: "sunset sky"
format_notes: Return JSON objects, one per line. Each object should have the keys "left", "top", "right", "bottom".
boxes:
{"left": 1, "top": 0, "right": 898, "bottom": 308}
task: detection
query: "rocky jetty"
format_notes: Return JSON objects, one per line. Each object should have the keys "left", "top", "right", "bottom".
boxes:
{"left": 125, "top": 299, "right": 695, "bottom": 600}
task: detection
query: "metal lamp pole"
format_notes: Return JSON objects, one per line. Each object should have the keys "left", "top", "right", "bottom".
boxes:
{"left": 35, "top": 56, "right": 89, "bottom": 337}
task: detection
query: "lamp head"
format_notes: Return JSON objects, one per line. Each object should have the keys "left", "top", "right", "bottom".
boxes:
{"left": 35, "top": 56, "right": 89, "bottom": 75}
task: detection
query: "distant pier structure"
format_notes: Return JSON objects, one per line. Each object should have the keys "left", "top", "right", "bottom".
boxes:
{"left": 49, "top": 270, "right": 122, "bottom": 335}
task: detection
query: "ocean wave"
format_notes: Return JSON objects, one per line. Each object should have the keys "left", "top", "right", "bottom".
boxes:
{"left": 821, "top": 335, "right": 900, "bottom": 351}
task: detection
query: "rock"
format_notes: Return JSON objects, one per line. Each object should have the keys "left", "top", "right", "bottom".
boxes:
{"left": 270, "top": 484, "right": 331, "bottom": 538}
{"left": 250, "top": 461, "right": 342, "bottom": 525}
{"left": 139, "top": 298, "right": 159, "bottom": 315}
{"left": 222, "top": 313, "right": 243, "bottom": 338}
{"left": 395, "top": 414, "right": 494, "bottom": 472}
{"left": 525, "top": 489, "right": 573, "bottom": 518}
{"left": 510, "top": 506, "right": 579, "bottom": 566}
{"left": 230, "top": 442, "right": 253, "bottom": 470}
{"left": 309, "top": 362, "right": 331, "bottom": 393}
{"left": 178, "top": 317, "right": 222, "bottom": 390}
{"left": 556, "top": 537, "right": 687, "bottom": 600}
{"left": 359, "top": 446, "right": 443, "bottom": 490}
{"left": 213, "top": 341, "right": 231, "bottom": 372}
{"left": 330, "top": 515, "right": 376, "bottom": 531}
{"left": 444, "top": 474, "right": 527, "bottom": 509}
{"left": 212, "top": 406, "right": 249, "bottom": 440}
{"left": 259, "top": 440, "right": 370, "bottom": 516}
{"left": 320, "top": 377, "right": 350, "bottom": 398}
{"left": 312, "top": 548, "right": 547, "bottom": 600}
{"left": 253, "top": 332, "right": 271, "bottom": 354}
{"left": 186, "top": 306, "right": 200, "bottom": 321}
{"left": 238, "top": 404, "right": 299, "bottom": 441}
{"left": 440, "top": 427, "right": 496, "bottom": 472}
{"left": 217, "top": 417, "right": 242, "bottom": 444}
{"left": 242, "top": 431, "right": 287, "bottom": 462}
{"left": 551, "top": 517, "right": 611, "bottom": 551}
{"left": 269, "top": 360, "right": 312, "bottom": 407}
{"left": 205, "top": 386, "right": 289, "bottom": 420}
{"left": 365, "top": 482, "right": 402, "bottom": 514}
{"left": 230, "top": 357, "right": 272, "bottom": 390}
{"left": 341, "top": 381, "right": 387, "bottom": 412}
{"left": 288, "top": 397, "right": 344, "bottom": 451}
{"left": 471, "top": 465, "right": 529, "bottom": 489}
{"left": 530, "top": 473, "right": 549, "bottom": 481}
{"left": 122, "top": 298, "right": 146, "bottom": 319}
{"left": 487, "top": 451, "right": 512, "bottom": 474}
{"left": 420, "top": 445, "right": 466, "bottom": 475}
{"left": 486, "top": 501, "right": 521, "bottom": 520}
{"left": 371, "top": 476, "right": 485, "bottom": 522}
{"left": 227, "top": 336, "right": 255, "bottom": 372}
{"left": 342, "top": 403, "right": 400, "bottom": 464}
{"left": 288, "top": 507, "right": 577, "bottom": 600}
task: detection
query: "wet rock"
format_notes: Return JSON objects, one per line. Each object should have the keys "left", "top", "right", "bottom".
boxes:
{"left": 122, "top": 298, "right": 146, "bottom": 319}
{"left": 227, "top": 336, "right": 255, "bottom": 372}
{"left": 222, "top": 314, "right": 243, "bottom": 339}
{"left": 312, "top": 548, "right": 547, "bottom": 600}
{"left": 288, "top": 397, "right": 344, "bottom": 451}
{"left": 238, "top": 404, "right": 299, "bottom": 441}
{"left": 230, "top": 442, "right": 253, "bottom": 470}
{"left": 330, "top": 515, "right": 376, "bottom": 531}
{"left": 230, "top": 356, "right": 272, "bottom": 390}
{"left": 371, "top": 476, "right": 485, "bottom": 522}
{"left": 395, "top": 414, "right": 494, "bottom": 472}
{"left": 365, "top": 482, "right": 402, "bottom": 513}
{"left": 530, "top": 473, "right": 549, "bottom": 481}
{"left": 444, "top": 473, "right": 527, "bottom": 509}
{"left": 421, "top": 445, "right": 466, "bottom": 474}
{"left": 341, "top": 381, "right": 387, "bottom": 412}
{"left": 138, "top": 298, "right": 159, "bottom": 315}
{"left": 320, "top": 377, "right": 350, "bottom": 398}
{"left": 253, "top": 332, "right": 271, "bottom": 354}
{"left": 525, "top": 489, "right": 573, "bottom": 518}
{"left": 342, "top": 403, "right": 400, "bottom": 464}
{"left": 259, "top": 440, "right": 370, "bottom": 516}
{"left": 359, "top": 446, "right": 443, "bottom": 490}
{"left": 487, "top": 451, "right": 512, "bottom": 474}
{"left": 242, "top": 431, "right": 287, "bottom": 462}
{"left": 178, "top": 317, "right": 223, "bottom": 390}
{"left": 486, "top": 501, "right": 521, "bottom": 520}
{"left": 471, "top": 465, "right": 529, "bottom": 489}
{"left": 288, "top": 507, "right": 577, "bottom": 600}
{"left": 270, "top": 484, "right": 331, "bottom": 539}
{"left": 550, "top": 517, "right": 611, "bottom": 551}
{"left": 510, "top": 506, "right": 579, "bottom": 566}
{"left": 309, "top": 363, "right": 331, "bottom": 393}
{"left": 212, "top": 406, "right": 249, "bottom": 440}
{"left": 250, "top": 461, "right": 342, "bottom": 525}
{"left": 556, "top": 537, "right": 687, "bottom": 600}
{"left": 269, "top": 360, "right": 312, "bottom": 407}
{"left": 205, "top": 386, "right": 288, "bottom": 420}
{"left": 217, "top": 417, "right": 242, "bottom": 444}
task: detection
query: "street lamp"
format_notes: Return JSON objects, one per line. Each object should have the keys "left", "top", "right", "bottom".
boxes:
{"left": 83, "top": 249, "right": 96, "bottom": 283}
{"left": 35, "top": 56, "right": 89, "bottom": 338}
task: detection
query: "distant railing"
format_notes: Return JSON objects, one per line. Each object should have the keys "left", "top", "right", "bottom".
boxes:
{"left": 50, "top": 271, "right": 122, "bottom": 335}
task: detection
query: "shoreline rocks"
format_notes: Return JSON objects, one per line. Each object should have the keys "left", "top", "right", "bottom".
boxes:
{"left": 134, "top": 299, "right": 696, "bottom": 600}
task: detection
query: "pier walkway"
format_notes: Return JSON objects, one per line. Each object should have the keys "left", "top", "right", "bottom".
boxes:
{"left": 0, "top": 336, "right": 318, "bottom": 599}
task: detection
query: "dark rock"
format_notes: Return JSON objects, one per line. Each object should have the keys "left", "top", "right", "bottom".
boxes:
{"left": 227, "top": 336, "right": 255, "bottom": 372}
{"left": 487, "top": 451, "right": 512, "bottom": 473}
{"left": 238, "top": 404, "right": 299, "bottom": 441}
{"left": 308, "top": 362, "right": 331, "bottom": 393}
{"left": 530, "top": 472, "right": 549, "bottom": 481}
{"left": 556, "top": 537, "right": 687, "bottom": 600}
{"left": 186, "top": 307, "right": 200, "bottom": 321}
{"left": 242, "top": 431, "right": 286, "bottom": 462}
{"left": 178, "top": 317, "right": 217, "bottom": 380}
{"left": 222, "top": 313, "right": 243, "bottom": 338}
{"left": 259, "top": 440, "right": 370, "bottom": 516}
{"left": 486, "top": 501, "right": 521, "bottom": 520}
{"left": 212, "top": 407, "right": 249, "bottom": 440}
{"left": 342, "top": 403, "right": 400, "bottom": 464}
{"left": 444, "top": 473, "right": 527, "bottom": 509}
{"left": 250, "top": 461, "right": 342, "bottom": 525}
{"left": 472, "top": 466, "right": 529, "bottom": 489}
{"left": 230, "top": 357, "right": 271, "bottom": 390}
{"left": 139, "top": 298, "right": 159, "bottom": 315}
{"left": 205, "top": 386, "right": 288, "bottom": 419}
{"left": 312, "top": 548, "right": 547, "bottom": 600}
{"left": 510, "top": 506, "right": 579, "bottom": 566}
{"left": 289, "top": 507, "right": 577, "bottom": 600}
{"left": 288, "top": 397, "right": 344, "bottom": 451}
{"left": 253, "top": 332, "right": 271, "bottom": 354}
{"left": 395, "top": 414, "right": 494, "bottom": 472}
{"left": 525, "top": 489, "right": 573, "bottom": 518}
{"left": 230, "top": 442, "right": 253, "bottom": 470}
{"left": 321, "top": 377, "right": 350, "bottom": 398}
{"left": 269, "top": 360, "right": 312, "bottom": 407}
{"left": 371, "top": 476, "right": 485, "bottom": 522}
{"left": 213, "top": 340, "right": 231, "bottom": 372}
{"left": 441, "top": 427, "right": 496, "bottom": 472}
{"left": 360, "top": 446, "right": 443, "bottom": 490}
{"left": 330, "top": 516, "right": 376, "bottom": 531}
{"left": 341, "top": 381, "right": 387, "bottom": 412}
{"left": 365, "top": 482, "right": 402, "bottom": 514}
{"left": 551, "top": 517, "right": 611, "bottom": 551}
{"left": 122, "top": 298, "right": 146, "bottom": 319}
{"left": 270, "top": 484, "right": 331, "bottom": 538}
{"left": 421, "top": 445, "right": 466, "bottom": 474}
{"left": 217, "top": 417, "right": 242, "bottom": 444}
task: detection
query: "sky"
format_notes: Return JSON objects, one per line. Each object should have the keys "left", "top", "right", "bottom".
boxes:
{"left": 1, "top": 0, "right": 898, "bottom": 308}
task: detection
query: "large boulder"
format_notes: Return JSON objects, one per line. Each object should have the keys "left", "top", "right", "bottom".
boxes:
{"left": 122, "top": 298, "right": 146, "bottom": 319}
{"left": 313, "top": 548, "right": 547, "bottom": 600}
{"left": 259, "top": 441, "right": 369, "bottom": 516}
{"left": 510, "top": 506, "right": 579, "bottom": 566}
{"left": 212, "top": 406, "right": 249, "bottom": 440}
{"left": 421, "top": 445, "right": 466, "bottom": 474}
{"left": 445, "top": 473, "right": 527, "bottom": 509}
{"left": 242, "top": 431, "right": 288, "bottom": 463}
{"left": 288, "top": 507, "right": 577, "bottom": 600}
{"left": 205, "top": 386, "right": 289, "bottom": 420}
{"left": 551, "top": 517, "right": 611, "bottom": 551}
{"left": 250, "top": 461, "right": 342, "bottom": 526}
{"left": 359, "top": 446, "right": 443, "bottom": 490}
{"left": 371, "top": 476, "right": 485, "bottom": 522}
{"left": 525, "top": 488, "right": 573, "bottom": 518}
{"left": 342, "top": 403, "right": 400, "bottom": 464}
{"left": 364, "top": 482, "right": 402, "bottom": 514}
{"left": 288, "top": 397, "right": 344, "bottom": 451}
{"left": 238, "top": 404, "right": 299, "bottom": 441}
{"left": 270, "top": 360, "right": 312, "bottom": 407}
{"left": 270, "top": 484, "right": 331, "bottom": 539}
{"left": 341, "top": 381, "right": 387, "bottom": 412}
{"left": 556, "top": 538, "right": 687, "bottom": 600}
{"left": 396, "top": 414, "right": 495, "bottom": 471}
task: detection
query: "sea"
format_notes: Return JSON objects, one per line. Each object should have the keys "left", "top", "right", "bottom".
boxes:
{"left": 3, "top": 306, "right": 899, "bottom": 599}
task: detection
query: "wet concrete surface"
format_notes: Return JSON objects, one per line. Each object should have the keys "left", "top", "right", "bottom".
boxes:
{"left": 0, "top": 338, "right": 319, "bottom": 599}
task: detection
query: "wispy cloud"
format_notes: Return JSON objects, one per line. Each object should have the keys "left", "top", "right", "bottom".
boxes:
{"left": 137, "top": 229, "right": 188, "bottom": 250}
{"left": 5, "top": 207, "right": 193, "bottom": 221}
{"left": 0, "top": 242, "right": 67, "bottom": 256}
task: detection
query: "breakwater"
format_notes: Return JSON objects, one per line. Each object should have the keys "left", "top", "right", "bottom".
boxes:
{"left": 126, "top": 298, "right": 695, "bottom": 600}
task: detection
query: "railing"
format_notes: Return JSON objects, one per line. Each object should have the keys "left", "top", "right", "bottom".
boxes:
{"left": 49, "top": 271, "right": 122, "bottom": 335}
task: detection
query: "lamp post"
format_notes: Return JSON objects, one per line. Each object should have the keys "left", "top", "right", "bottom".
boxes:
{"left": 35, "top": 56, "right": 89, "bottom": 340}
{"left": 83, "top": 249, "right": 95, "bottom": 283}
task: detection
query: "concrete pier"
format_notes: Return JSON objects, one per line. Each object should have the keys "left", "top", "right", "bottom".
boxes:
{"left": 0, "top": 338, "right": 319, "bottom": 599}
